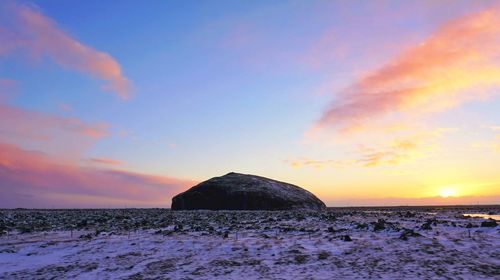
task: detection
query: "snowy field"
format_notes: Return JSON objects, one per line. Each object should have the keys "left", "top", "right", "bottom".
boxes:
{"left": 0, "top": 206, "right": 498, "bottom": 279}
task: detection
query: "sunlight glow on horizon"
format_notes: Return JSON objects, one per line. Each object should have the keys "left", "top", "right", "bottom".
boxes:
{"left": 438, "top": 186, "right": 459, "bottom": 198}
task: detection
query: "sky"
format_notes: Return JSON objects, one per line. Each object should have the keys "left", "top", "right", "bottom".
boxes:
{"left": 1, "top": 0, "right": 499, "bottom": 208}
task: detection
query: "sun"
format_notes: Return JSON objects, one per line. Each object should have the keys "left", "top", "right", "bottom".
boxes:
{"left": 438, "top": 187, "right": 458, "bottom": 198}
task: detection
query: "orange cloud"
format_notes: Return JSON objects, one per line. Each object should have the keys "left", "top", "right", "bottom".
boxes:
{"left": 291, "top": 130, "right": 441, "bottom": 169}
{"left": 88, "top": 157, "right": 123, "bottom": 166}
{"left": 0, "top": 2, "right": 130, "bottom": 99}
{"left": 0, "top": 142, "right": 195, "bottom": 208}
{"left": 317, "top": 7, "right": 500, "bottom": 132}
{"left": 286, "top": 141, "right": 418, "bottom": 169}
{"left": 356, "top": 138, "right": 422, "bottom": 167}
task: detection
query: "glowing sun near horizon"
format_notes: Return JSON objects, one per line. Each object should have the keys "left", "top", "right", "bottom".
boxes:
{"left": 438, "top": 187, "right": 459, "bottom": 198}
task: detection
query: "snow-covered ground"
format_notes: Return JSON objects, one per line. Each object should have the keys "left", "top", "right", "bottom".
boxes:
{"left": 0, "top": 207, "right": 498, "bottom": 279}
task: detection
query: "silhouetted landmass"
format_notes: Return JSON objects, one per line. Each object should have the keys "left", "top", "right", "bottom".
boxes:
{"left": 171, "top": 172, "right": 326, "bottom": 211}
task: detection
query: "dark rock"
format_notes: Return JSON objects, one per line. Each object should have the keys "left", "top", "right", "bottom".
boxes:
{"left": 399, "top": 229, "right": 421, "bottom": 240}
{"left": 171, "top": 172, "right": 326, "bottom": 211}
{"left": 465, "top": 223, "right": 475, "bottom": 228}
{"left": 421, "top": 220, "right": 433, "bottom": 230}
{"left": 356, "top": 223, "right": 368, "bottom": 230}
{"left": 404, "top": 211, "right": 416, "bottom": 218}
{"left": 17, "top": 225, "right": 33, "bottom": 234}
{"left": 79, "top": 233, "right": 92, "bottom": 240}
{"left": 480, "top": 219, "right": 497, "bottom": 227}
{"left": 294, "top": 255, "right": 308, "bottom": 264}
{"left": 0, "top": 248, "right": 16, "bottom": 254}
{"left": 174, "top": 223, "right": 183, "bottom": 231}
{"left": 318, "top": 251, "right": 330, "bottom": 260}
{"left": 341, "top": 235, "right": 352, "bottom": 242}
{"left": 373, "top": 219, "right": 386, "bottom": 231}
{"left": 76, "top": 220, "right": 88, "bottom": 228}
{"left": 95, "top": 228, "right": 104, "bottom": 236}
{"left": 421, "top": 223, "right": 432, "bottom": 230}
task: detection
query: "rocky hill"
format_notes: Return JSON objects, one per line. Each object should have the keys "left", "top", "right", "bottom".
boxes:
{"left": 171, "top": 172, "right": 326, "bottom": 211}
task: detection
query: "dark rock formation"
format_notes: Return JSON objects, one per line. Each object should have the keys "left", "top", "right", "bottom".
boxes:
{"left": 480, "top": 219, "right": 497, "bottom": 227}
{"left": 171, "top": 172, "right": 326, "bottom": 211}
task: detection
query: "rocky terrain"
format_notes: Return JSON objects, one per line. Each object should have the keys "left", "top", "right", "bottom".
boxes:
{"left": 0, "top": 206, "right": 498, "bottom": 279}
{"left": 172, "top": 172, "right": 326, "bottom": 211}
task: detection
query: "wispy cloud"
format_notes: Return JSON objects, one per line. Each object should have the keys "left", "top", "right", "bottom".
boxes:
{"left": 0, "top": 103, "right": 108, "bottom": 159}
{"left": 292, "top": 129, "right": 444, "bottom": 169}
{"left": 300, "top": 7, "right": 500, "bottom": 169}
{"left": 1, "top": 78, "right": 106, "bottom": 151}
{"left": 0, "top": 142, "right": 195, "bottom": 208}
{"left": 0, "top": 75, "right": 187, "bottom": 208}
{"left": 88, "top": 157, "right": 123, "bottom": 166}
{"left": 0, "top": 2, "right": 130, "bottom": 99}
{"left": 0, "top": 76, "right": 111, "bottom": 160}
{"left": 284, "top": 158, "right": 352, "bottom": 170}
{"left": 316, "top": 7, "right": 500, "bottom": 132}
{"left": 356, "top": 134, "right": 434, "bottom": 167}
{"left": 286, "top": 141, "right": 421, "bottom": 169}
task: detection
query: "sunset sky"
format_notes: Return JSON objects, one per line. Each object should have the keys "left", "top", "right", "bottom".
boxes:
{"left": 1, "top": 0, "right": 499, "bottom": 208}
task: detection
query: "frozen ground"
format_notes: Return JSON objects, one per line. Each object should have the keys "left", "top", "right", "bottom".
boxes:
{"left": 0, "top": 206, "right": 499, "bottom": 279}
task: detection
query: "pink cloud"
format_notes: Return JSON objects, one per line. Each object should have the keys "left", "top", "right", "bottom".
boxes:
{"left": 0, "top": 103, "right": 107, "bottom": 139}
{"left": 0, "top": 2, "right": 130, "bottom": 99}
{"left": 0, "top": 142, "right": 195, "bottom": 208}
{"left": 0, "top": 85, "right": 190, "bottom": 207}
{"left": 316, "top": 7, "right": 500, "bottom": 132}
{"left": 0, "top": 103, "right": 108, "bottom": 159}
